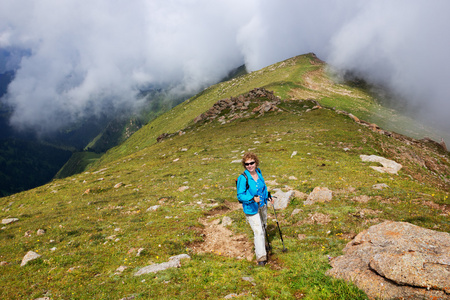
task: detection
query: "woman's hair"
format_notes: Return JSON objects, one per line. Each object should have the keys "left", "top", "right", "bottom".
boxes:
{"left": 241, "top": 152, "right": 260, "bottom": 168}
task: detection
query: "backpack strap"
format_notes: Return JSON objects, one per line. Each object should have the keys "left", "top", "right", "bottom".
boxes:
{"left": 242, "top": 168, "right": 261, "bottom": 191}
{"left": 241, "top": 172, "right": 249, "bottom": 192}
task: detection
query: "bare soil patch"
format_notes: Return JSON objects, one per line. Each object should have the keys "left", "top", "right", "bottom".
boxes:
{"left": 191, "top": 202, "right": 254, "bottom": 261}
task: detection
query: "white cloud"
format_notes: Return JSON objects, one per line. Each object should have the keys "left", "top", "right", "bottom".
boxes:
{"left": 1, "top": 0, "right": 449, "bottom": 135}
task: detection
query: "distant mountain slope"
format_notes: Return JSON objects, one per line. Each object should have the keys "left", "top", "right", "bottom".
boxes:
{"left": 0, "top": 139, "right": 71, "bottom": 197}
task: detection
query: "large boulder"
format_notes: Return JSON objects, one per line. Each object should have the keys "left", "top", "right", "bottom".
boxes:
{"left": 327, "top": 221, "right": 450, "bottom": 299}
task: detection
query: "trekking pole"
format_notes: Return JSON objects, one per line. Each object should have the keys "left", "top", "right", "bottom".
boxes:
{"left": 264, "top": 224, "right": 272, "bottom": 252}
{"left": 268, "top": 192, "right": 288, "bottom": 252}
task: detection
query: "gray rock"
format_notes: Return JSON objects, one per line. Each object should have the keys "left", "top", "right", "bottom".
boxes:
{"left": 327, "top": 221, "right": 450, "bottom": 299}
{"left": 271, "top": 189, "right": 294, "bottom": 210}
{"left": 360, "top": 155, "right": 402, "bottom": 174}
{"left": 2, "top": 218, "right": 19, "bottom": 225}
{"left": 303, "top": 187, "right": 332, "bottom": 205}
{"left": 146, "top": 205, "right": 160, "bottom": 212}
{"left": 114, "top": 265, "right": 127, "bottom": 275}
{"left": 373, "top": 183, "right": 389, "bottom": 190}
{"left": 242, "top": 276, "right": 256, "bottom": 286}
{"left": 21, "top": 251, "right": 41, "bottom": 266}
{"left": 134, "top": 254, "right": 191, "bottom": 276}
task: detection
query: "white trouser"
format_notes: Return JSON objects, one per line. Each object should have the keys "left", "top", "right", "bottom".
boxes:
{"left": 246, "top": 204, "right": 267, "bottom": 262}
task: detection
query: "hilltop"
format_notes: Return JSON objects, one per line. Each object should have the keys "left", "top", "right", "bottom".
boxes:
{"left": 0, "top": 53, "right": 449, "bottom": 299}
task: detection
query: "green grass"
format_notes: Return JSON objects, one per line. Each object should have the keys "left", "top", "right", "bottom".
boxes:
{"left": 1, "top": 104, "right": 449, "bottom": 299}
{"left": 1, "top": 53, "right": 449, "bottom": 299}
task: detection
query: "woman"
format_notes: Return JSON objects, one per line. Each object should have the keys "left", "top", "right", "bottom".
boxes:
{"left": 236, "top": 152, "right": 271, "bottom": 266}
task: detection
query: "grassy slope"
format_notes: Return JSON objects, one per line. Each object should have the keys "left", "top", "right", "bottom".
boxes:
{"left": 94, "top": 53, "right": 443, "bottom": 168}
{"left": 1, "top": 54, "right": 449, "bottom": 299}
{"left": 91, "top": 54, "right": 321, "bottom": 167}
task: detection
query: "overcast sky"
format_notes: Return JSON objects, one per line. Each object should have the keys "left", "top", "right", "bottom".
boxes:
{"left": 1, "top": 0, "right": 449, "bottom": 135}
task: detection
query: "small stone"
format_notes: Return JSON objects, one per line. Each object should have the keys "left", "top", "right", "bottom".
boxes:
{"left": 304, "top": 187, "right": 333, "bottom": 205}
{"left": 373, "top": 183, "right": 389, "bottom": 190}
{"left": 242, "top": 276, "right": 256, "bottom": 286}
{"left": 114, "top": 265, "right": 127, "bottom": 275}
{"left": 2, "top": 218, "right": 19, "bottom": 225}
{"left": 21, "top": 251, "right": 41, "bottom": 266}
{"left": 136, "top": 248, "right": 145, "bottom": 256}
{"left": 134, "top": 254, "right": 191, "bottom": 276}
{"left": 178, "top": 186, "right": 189, "bottom": 192}
{"left": 114, "top": 182, "right": 123, "bottom": 188}
{"left": 298, "top": 234, "right": 307, "bottom": 240}
{"left": 37, "top": 229, "right": 45, "bottom": 235}
{"left": 147, "top": 205, "right": 160, "bottom": 212}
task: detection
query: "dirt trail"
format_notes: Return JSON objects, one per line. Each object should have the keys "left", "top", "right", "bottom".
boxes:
{"left": 191, "top": 202, "right": 254, "bottom": 261}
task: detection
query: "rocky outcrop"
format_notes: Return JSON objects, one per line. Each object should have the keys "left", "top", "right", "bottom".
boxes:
{"left": 327, "top": 221, "right": 450, "bottom": 299}
{"left": 193, "top": 87, "right": 281, "bottom": 124}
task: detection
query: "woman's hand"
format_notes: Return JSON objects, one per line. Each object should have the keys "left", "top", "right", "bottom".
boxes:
{"left": 254, "top": 196, "right": 260, "bottom": 203}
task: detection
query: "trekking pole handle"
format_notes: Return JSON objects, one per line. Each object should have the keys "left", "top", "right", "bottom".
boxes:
{"left": 268, "top": 192, "right": 276, "bottom": 204}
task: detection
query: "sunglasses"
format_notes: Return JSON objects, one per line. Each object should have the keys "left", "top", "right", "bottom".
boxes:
{"left": 244, "top": 161, "right": 256, "bottom": 166}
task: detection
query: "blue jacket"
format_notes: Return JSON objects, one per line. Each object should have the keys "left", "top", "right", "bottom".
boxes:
{"left": 236, "top": 169, "right": 268, "bottom": 215}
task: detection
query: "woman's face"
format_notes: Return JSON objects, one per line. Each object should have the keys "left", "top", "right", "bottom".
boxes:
{"left": 244, "top": 159, "right": 256, "bottom": 172}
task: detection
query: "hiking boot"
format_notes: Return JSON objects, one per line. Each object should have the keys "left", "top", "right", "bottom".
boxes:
{"left": 258, "top": 261, "right": 267, "bottom": 267}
